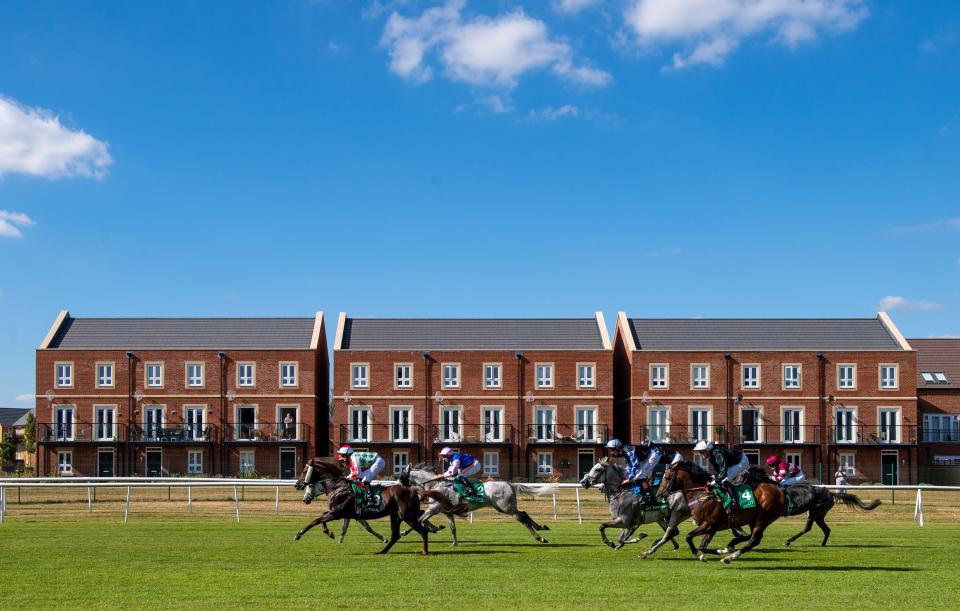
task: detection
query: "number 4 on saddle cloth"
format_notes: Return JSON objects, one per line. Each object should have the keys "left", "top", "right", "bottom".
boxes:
{"left": 350, "top": 482, "right": 384, "bottom": 515}
{"left": 452, "top": 480, "right": 486, "bottom": 503}
{"left": 709, "top": 483, "right": 758, "bottom": 510}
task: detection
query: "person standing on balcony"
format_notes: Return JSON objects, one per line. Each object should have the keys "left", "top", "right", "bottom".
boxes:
{"left": 283, "top": 412, "right": 294, "bottom": 440}
{"left": 835, "top": 467, "right": 848, "bottom": 493}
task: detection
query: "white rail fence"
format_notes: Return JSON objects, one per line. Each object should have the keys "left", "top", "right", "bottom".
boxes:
{"left": 0, "top": 479, "right": 956, "bottom": 526}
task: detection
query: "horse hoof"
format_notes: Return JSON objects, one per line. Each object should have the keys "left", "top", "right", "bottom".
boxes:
{"left": 638, "top": 553, "right": 648, "bottom": 559}
{"left": 540, "top": 538, "right": 549, "bottom": 544}
{"left": 783, "top": 541, "right": 791, "bottom": 547}
{"left": 293, "top": 535, "right": 300, "bottom": 541}
{"left": 721, "top": 557, "right": 732, "bottom": 565}
{"left": 717, "top": 548, "right": 729, "bottom": 554}
{"left": 421, "top": 551, "right": 429, "bottom": 556}
{"left": 698, "top": 554, "right": 707, "bottom": 562}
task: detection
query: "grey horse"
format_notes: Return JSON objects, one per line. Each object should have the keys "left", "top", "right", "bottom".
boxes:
{"left": 399, "top": 466, "right": 558, "bottom": 545}
{"left": 579, "top": 458, "right": 689, "bottom": 556}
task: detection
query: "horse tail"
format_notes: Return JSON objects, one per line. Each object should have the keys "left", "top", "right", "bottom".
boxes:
{"left": 512, "top": 483, "right": 560, "bottom": 497}
{"left": 832, "top": 492, "right": 881, "bottom": 511}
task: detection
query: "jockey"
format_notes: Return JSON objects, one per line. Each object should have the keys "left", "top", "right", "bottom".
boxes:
{"left": 607, "top": 439, "right": 671, "bottom": 507}
{"left": 766, "top": 456, "right": 805, "bottom": 486}
{"left": 337, "top": 445, "right": 384, "bottom": 506}
{"left": 439, "top": 447, "right": 481, "bottom": 490}
{"left": 694, "top": 440, "right": 750, "bottom": 510}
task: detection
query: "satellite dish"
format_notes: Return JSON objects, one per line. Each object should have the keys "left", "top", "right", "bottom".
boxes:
{"left": 45, "top": 389, "right": 55, "bottom": 402}
{"left": 736, "top": 394, "right": 743, "bottom": 403}
{"left": 343, "top": 391, "right": 352, "bottom": 404}
{"left": 641, "top": 392, "right": 650, "bottom": 404}
{"left": 226, "top": 390, "right": 237, "bottom": 402}
{"left": 133, "top": 390, "right": 144, "bottom": 402}
{"left": 434, "top": 392, "right": 444, "bottom": 404}
{"left": 525, "top": 391, "right": 535, "bottom": 403}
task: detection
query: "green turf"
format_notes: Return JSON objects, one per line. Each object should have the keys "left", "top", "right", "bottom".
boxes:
{"left": 0, "top": 517, "right": 956, "bottom": 609}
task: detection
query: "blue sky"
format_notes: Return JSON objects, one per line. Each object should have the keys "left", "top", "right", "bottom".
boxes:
{"left": 1, "top": 0, "right": 958, "bottom": 406}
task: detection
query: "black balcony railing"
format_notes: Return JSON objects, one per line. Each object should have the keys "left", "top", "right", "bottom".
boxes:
{"left": 640, "top": 425, "right": 727, "bottom": 445}
{"left": 525, "top": 423, "right": 608, "bottom": 444}
{"left": 338, "top": 424, "right": 424, "bottom": 445}
{"left": 830, "top": 424, "right": 917, "bottom": 445}
{"left": 431, "top": 424, "right": 516, "bottom": 445}
{"left": 730, "top": 425, "right": 822, "bottom": 446}
{"left": 129, "top": 424, "right": 214, "bottom": 443}
{"left": 922, "top": 427, "right": 960, "bottom": 442}
{"left": 225, "top": 422, "right": 308, "bottom": 442}
{"left": 38, "top": 422, "right": 123, "bottom": 443}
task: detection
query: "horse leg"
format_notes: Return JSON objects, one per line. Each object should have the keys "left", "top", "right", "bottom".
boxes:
{"left": 784, "top": 513, "right": 814, "bottom": 547}
{"left": 640, "top": 518, "right": 681, "bottom": 559}
{"left": 722, "top": 518, "right": 769, "bottom": 564}
{"left": 377, "top": 512, "right": 402, "bottom": 555}
{"left": 400, "top": 500, "right": 430, "bottom": 555}
{"left": 815, "top": 515, "right": 831, "bottom": 547}
{"left": 599, "top": 519, "right": 624, "bottom": 549}
{"left": 698, "top": 530, "right": 718, "bottom": 560}
{"left": 515, "top": 511, "right": 549, "bottom": 543}
{"left": 620, "top": 524, "right": 648, "bottom": 547}
{"left": 446, "top": 514, "right": 459, "bottom": 546}
{"left": 293, "top": 510, "right": 337, "bottom": 541}
{"left": 338, "top": 518, "right": 349, "bottom": 544}
{"left": 359, "top": 518, "right": 388, "bottom": 544}
{"left": 718, "top": 529, "right": 753, "bottom": 554}
{"left": 685, "top": 523, "right": 711, "bottom": 559}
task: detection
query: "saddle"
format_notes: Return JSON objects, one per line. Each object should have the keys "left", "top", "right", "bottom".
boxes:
{"left": 350, "top": 482, "right": 384, "bottom": 515}
{"left": 710, "top": 483, "right": 757, "bottom": 510}
{"left": 451, "top": 480, "right": 486, "bottom": 503}
{"left": 631, "top": 486, "right": 667, "bottom": 510}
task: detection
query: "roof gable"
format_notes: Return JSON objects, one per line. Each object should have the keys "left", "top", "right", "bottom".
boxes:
{"left": 909, "top": 338, "right": 960, "bottom": 389}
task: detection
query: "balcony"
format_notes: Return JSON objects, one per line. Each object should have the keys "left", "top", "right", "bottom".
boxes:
{"left": 642, "top": 425, "right": 727, "bottom": 446}
{"left": 338, "top": 424, "right": 424, "bottom": 446}
{"left": 38, "top": 422, "right": 125, "bottom": 444}
{"left": 129, "top": 424, "right": 214, "bottom": 444}
{"left": 922, "top": 427, "right": 960, "bottom": 443}
{"left": 225, "top": 422, "right": 309, "bottom": 444}
{"left": 731, "top": 425, "right": 822, "bottom": 446}
{"left": 431, "top": 424, "right": 516, "bottom": 446}
{"left": 525, "top": 423, "right": 609, "bottom": 445}
{"left": 830, "top": 424, "right": 917, "bottom": 446}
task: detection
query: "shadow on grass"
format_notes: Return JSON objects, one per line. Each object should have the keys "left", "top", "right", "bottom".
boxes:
{"left": 821, "top": 544, "right": 922, "bottom": 549}
{"left": 437, "top": 542, "right": 591, "bottom": 548}
{"left": 429, "top": 550, "right": 520, "bottom": 555}
{"left": 741, "top": 566, "right": 918, "bottom": 572}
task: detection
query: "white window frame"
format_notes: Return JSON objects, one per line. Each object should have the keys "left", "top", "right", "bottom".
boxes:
{"left": 840, "top": 452, "right": 856, "bottom": 477}
{"left": 693, "top": 452, "right": 709, "bottom": 470}
{"left": 349, "top": 407, "right": 372, "bottom": 442}
{"left": 55, "top": 362, "right": 73, "bottom": 388}
{"left": 880, "top": 364, "right": 898, "bottom": 390}
{"left": 739, "top": 406, "right": 763, "bottom": 443}
{"left": 186, "top": 363, "right": 204, "bottom": 388}
{"left": 690, "top": 406, "right": 711, "bottom": 442}
{"left": 785, "top": 452, "right": 802, "bottom": 471}
{"left": 391, "top": 407, "right": 412, "bottom": 442}
{"left": 394, "top": 363, "right": 413, "bottom": 389}
{"left": 691, "top": 364, "right": 710, "bottom": 389}
{"left": 483, "top": 363, "right": 502, "bottom": 389}
{"left": 535, "top": 363, "right": 554, "bottom": 389}
{"left": 783, "top": 364, "right": 801, "bottom": 389}
{"left": 279, "top": 362, "right": 298, "bottom": 387}
{"left": 57, "top": 450, "right": 73, "bottom": 474}
{"left": 145, "top": 362, "right": 164, "bottom": 388}
{"left": 239, "top": 450, "right": 256, "bottom": 475}
{"left": 648, "top": 406, "right": 670, "bottom": 443}
{"left": 187, "top": 450, "right": 203, "bottom": 474}
{"left": 482, "top": 407, "right": 503, "bottom": 442}
{"left": 649, "top": 364, "right": 668, "bottom": 389}
{"left": 54, "top": 406, "right": 75, "bottom": 441}
{"left": 393, "top": 451, "right": 409, "bottom": 476}
{"left": 782, "top": 407, "right": 804, "bottom": 444}
{"left": 534, "top": 406, "right": 556, "bottom": 441}
{"left": 185, "top": 406, "right": 206, "bottom": 441}
{"left": 878, "top": 407, "right": 901, "bottom": 443}
{"left": 742, "top": 364, "right": 760, "bottom": 389}
{"left": 483, "top": 451, "right": 500, "bottom": 476}
{"left": 924, "top": 414, "right": 960, "bottom": 442}
{"left": 351, "top": 363, "right": 369, "bottom": 389}
{"left": 577, "top": 363, "right": 596, "bottom": 389}
{"left": 442, "top": 363, "right": 461, "bottom": 389}
{"left": 536, "top": 451, "right": 553, "bottom": 476}
{"left": 439, "top": 406, "right": 463, "bottom": 442}
{"left": 575, "top": 406, "right": 598, "bottom": 442}
{"left": 96, "top": 362, "right": 115, "bottom": 388}
{"left": 835, "top": 407, "right": 857, "bottom": 444}
{"left": 94, "top": 406, "right": 116, "bottom": 441}
{"left": 144, "top": 406, "right": 165, "bottom": 440}
{"left": 837, "top": 364, "right": 856, "bottom": 390}
{"left": 237, "top": 363, "right": 255, "bottom": 388}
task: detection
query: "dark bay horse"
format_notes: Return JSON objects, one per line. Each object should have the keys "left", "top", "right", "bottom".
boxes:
{"left": 739, "top": 466, "right": 882, "bottom": 547}
{"left": 293, "top": 458, "right": 431, "bottom": 555}
{"left": 658, "top": 461, "right": 788, "bottom": 564}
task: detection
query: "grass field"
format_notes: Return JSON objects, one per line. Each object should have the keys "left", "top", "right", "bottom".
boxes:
{"left": 1, "top": 503, "right": 958, "bottom": 610}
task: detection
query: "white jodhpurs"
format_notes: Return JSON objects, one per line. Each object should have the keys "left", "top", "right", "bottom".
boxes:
{"left": 360, "top": 457, "right": 386, "bottom": 483}
{"left": 724, "top": 454, "right": 751, "bottom": 482}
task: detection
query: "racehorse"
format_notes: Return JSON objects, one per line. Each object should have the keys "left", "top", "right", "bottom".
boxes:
{"left": 293, "top": 458, "right": 431, "bottom": 555}
{"left": 579, "top": 458, "right": 685, "bottom": 554}
{"left": 398, "top": 466, "right": 557, "bottom": 544}
{"left": 658, "top": 461, "right": 788, "bottom": 564}
{"left": 738, "top": 466, "right": 882, "bottom": 547}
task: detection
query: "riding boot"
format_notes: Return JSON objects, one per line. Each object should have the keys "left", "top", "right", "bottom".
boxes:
{"left": 723, "top": 480, "right": 739, "bottom": 510}
{"left": 457, "top": 476, "right": 471, "bottom": 495}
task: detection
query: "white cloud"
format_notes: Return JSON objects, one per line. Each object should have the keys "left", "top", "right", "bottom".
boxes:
{"left": 529, "top": 104, "right": 579, "bottom": 120}
{"left": 0, "top": 95, "right": 112, "bottom": 179}
{"left": 878, "top": 296, "right": 944, "bottom": 312}
{"left": 15, "top": 393, "right": 35, "bottom": 404}
{"left": 0, "top": 210, "right": 35, "bottom": 238}
{"left": 892, "top": 218, "right": 960, "bottom": 234}
{"left": 553, "top": 0, "right": 602, "bottom": 15}
{"left": 624, "top": 0, "right": 868, "bottom": 70}
{"left": 381, "top": 1, "right": 611, "bottom": 90}
{"left": 478, "top": 95, "right": 513, "bottom": 113}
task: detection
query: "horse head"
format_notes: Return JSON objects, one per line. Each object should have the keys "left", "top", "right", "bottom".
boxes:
{"left": 580, "top": 459, "right": 620, "bottom": 490}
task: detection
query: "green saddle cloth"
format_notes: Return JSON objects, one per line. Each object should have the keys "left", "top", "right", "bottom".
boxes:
{"left": 452, "top": 480, "right": 486, "bottom": 503}
{"left": 779, "top": 484, "right": 798, "bottom": 515}
{"left": 711, "top": 483, "right": 758, "bottom": 510}
{"left": 350, "top": 482, "right": 384, "bottom": 515}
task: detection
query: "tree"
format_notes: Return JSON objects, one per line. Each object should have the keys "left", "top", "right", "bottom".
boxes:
{"left": 23, "top": 411, "right": 35, "bottom": 454}
{"left": 0, "top": 434, "right": 14, "bottom": 469}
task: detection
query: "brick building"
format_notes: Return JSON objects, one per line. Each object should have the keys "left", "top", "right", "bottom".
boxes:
{"left": 613, "top": 312, "right": 918, "bottom": 484}
{"left": 911, "top": 339, "right": 960, "bottom": 473}
{"left": 35, "top": 311, "right": 328, "bottom": 478}
{"left": 332, "top": 313, "right": 612, "bottom": 481}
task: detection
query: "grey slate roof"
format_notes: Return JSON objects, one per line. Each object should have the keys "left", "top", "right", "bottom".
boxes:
{"left": 910, "top": 339, "right": 960, "bottom": 389}
{"left": 48, "top": 317, "right": 316, "bottom": 350}
{"left": 340, "top": 318, "right": 606, "bottom": 350}
{"left": 0, "top": 408, "right": 32, "bottom": 428}
{"left": 628, "top": 318, "right": 903, "bottom": 351}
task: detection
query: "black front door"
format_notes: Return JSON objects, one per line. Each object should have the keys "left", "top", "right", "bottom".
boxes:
{"left": 882, "top": 452, "right": 898, "bottom": 485}
{"left": 280, "top": 449, "right": 297, "bottom": 479}
{"left": 146, "top": 449, "right": 162, "bottom": 477}
{"left": 98, "top": 450, "right": 115, "bottom": 477}
{"left": 578, "top": 450, "right": 594, "bottom": 480}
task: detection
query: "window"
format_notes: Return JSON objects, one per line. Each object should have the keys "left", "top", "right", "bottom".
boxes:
{"left": 934, "top": 372, "right": 949, "bottom": 383}
{"left": 575, "top": 407, "right": 597, "bottom": 442}
{"left": 278, "top": 406, "right": 298, "bottom": 440}
{"left": 880, "top": 365, "right": 898, "bottom": 389}
{"left": 439, "top": 407, "right": 462, "bottom": 442}
{"left": 534, "top": 407, "right": 555, "bottom": 441}
{"left": 144, "top": 406, "right": 163, "bottom": 440}
{"left": 740, "top": 408, "right": 761, "bottom": 443}
{"left": 535, "top": 364, "right": 554, "bottom": 389}
{"left": 785, "top": 452, "right": 802, "bottom": 471}
{"left": 95, "top": 407, "right": 115, "bottom": 440}
{"left": 55, "top": 363, "right": 73, "bottom": 387}
{"left": 188, "top": 451, "right": 203, "bottom": 474}
{"left": 237, "top": 363, "right": 255, "bottom": 387}
{"left": 186, "top": 363, "right": 204, "bottom": 388}
{"left": 185, "top": 407, "right": 205, "bottom": 441}
{"left": 921, "top": 372, "right": 935, "bottom": 383}
{"left": 395, "top": 363, "right": 412, "bottom": 389}
{"left": 840, "top": 452, "right": 856, "bottom": 477}
{"left": 690, "top": 407, "right": 711, "bottom": 442}
{"left": 879, "top": 408, "right": 900, "bottom": 443}
{"left": 239, "top": 450, "right": 256, "bottom": 475}
{"left": 483, "top": 452, "right": 499, "bottom": 476}
{"left": 57, "top": 451, "right": 73, "bottom": 474}
{"left": 577, "top": 363, "right": 596, "bottom": 389}
{"left": 835, "top": 408, "right": 856, "bottom": 443}
{"left": 648, "top": 407, "right": 669, "bottom": 443}
{"left": 54, "top": 406, "right": 74, "bottom": 441}
{"left": 693, "top": 452, "right": 709, "bottom": 470}
{"left": 349, "top": 407, "right": 371, "bottom": 442}
{"left": 783, "top": 365, "right": 801, "bottom": 389}
{"left": 650, "top": 364, "right": 668, "bottom": 389}
{"left": 393, "top": 451, "right": 409, "bottom": 476}
{"left": 96, "top": 363, "right": 114, "bottom": 388}
{"left": 280, "top": 362, "right": 298, "bottom": 387}
{"left": 482, "top": 407, "right": 503, "bottom": 442}
{"left": 742, "top": 365, "right": 759, "bottom": 389}
{"left": 351, "top": 364, "right": 369, "bottom": 389}
{"left": 484, "top": 364, "right": 502, "bottom": 389}
{"left": 838, "top": 364, "right": 856, "bottom": 389}
{"left": 146, "top": 363, "right": 163, "bottom": 387}
{"left": 391, "top": 407, "right": 411, "bottom": 442}
{"left": 783, "top": 408, "right": 803, "bottom": 443}
{"left": 924, "top": 414, "right": 960, "bottom": 442}
{"left": 442, "top": 364, "right": 460, "bottom": 389}
{"left": 691, "top": 364, "right": 709, "bottom": 389}
{"left": 743, "top": 450, "right": 760, "bottom": 465}
{"left": 537, "top": 452, "right": 553, "bottom": 476}
{"left": 236, "top": 405, "right": 256, "bottom": 440}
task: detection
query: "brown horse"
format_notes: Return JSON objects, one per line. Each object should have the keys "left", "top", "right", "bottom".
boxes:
{"left": 657, "top": 461, "right": 788, "bottom": 564}
{"left": 293, "top": 458, "right": 431, "bottom": 555}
